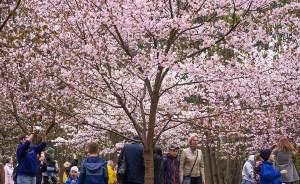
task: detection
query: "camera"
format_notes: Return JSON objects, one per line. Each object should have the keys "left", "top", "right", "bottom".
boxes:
{"left": 34, "top": 126, "right": 42, "bottom": 134}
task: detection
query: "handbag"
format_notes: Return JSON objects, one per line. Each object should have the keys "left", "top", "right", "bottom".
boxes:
{"left": 183, "top": 150, "right": 198, "bottom": 184}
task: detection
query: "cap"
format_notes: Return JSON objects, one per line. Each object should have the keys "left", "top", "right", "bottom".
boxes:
{"left": 70, "top": 166, "right": 79, "bottom": 173}
{"left": 169, "top": 144, "right": 180, "bottom": 151}
{"left": 46, "top": 147, "right": 55, "bottom": 155}
{"left": 260, "top": 149, "right": 272, "bottom": 161}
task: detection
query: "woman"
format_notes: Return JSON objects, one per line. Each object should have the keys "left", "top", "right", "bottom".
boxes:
{"left": 273, "top": 137, "right": 299, "bottom": 184}
{"left": 4, "top": 158, "right": 14, "bottom": 184}
{"left": 180, "top": 133, "right": 205, "bottom": 184}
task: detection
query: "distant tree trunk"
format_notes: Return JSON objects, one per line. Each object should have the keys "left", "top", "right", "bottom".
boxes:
{"left": 211, "top": 147, "right": 219, "bottom": 184}
{"left": 215, "top": 149, "right": 223, "bottom": 184}
{"left": 0, "top": 163, "right": 4, "bottom": 184}
{"left": 225, "top": 157, "right": 231, "bottom": 183}
{"left": 204, "top": 146, "right": 213, "bottom": 184}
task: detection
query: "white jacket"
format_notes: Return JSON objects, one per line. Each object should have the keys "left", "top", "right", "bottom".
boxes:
{"left": 242, "top": 155, "right": 255, "bottom": 183}
{"left": 4, "top": 163, "right": 14, "bottom": 184}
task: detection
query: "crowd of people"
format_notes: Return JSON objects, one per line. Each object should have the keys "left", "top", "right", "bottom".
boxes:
{"left": 241, "top": 137, "right": 299, "bottom": 184}
{"left": 0, "top": 130, "right": 299, "bottom": 184}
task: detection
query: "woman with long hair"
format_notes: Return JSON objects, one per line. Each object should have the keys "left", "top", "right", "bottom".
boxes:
{"left": 273, "top": 137, "right": 299, "bottom": 184}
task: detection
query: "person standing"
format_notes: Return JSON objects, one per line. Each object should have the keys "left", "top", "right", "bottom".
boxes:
{"left": 16, "top": 131, "right": 47, "bottom": 184}
{"left": 4, "top": 158, "right": 14, "bottom": 184}
{"left": 63, "top": 154, "right": 79, "bottom": 183}
{"left": 153, "top": 146, "right": 163, "bottom": 184}
{"left": 117, "top": 136, "right": 145, "bottom": 184}
{"left": 78, "top": 142, "right": 108, "bottom": 184}
{"left": 241, "top": 155, "right": 256, "bottom": 184}
{"left": 107, "top": 160, "right": 117, "bottom": 184}
{"left": 180, "top": 133, "right": 205, "bottom": 184}
{"left": 160, "top": 144, "right": 180, "bottom": 184}
{"left": 259, "top": 149, "right": 282, "bottom": 184}
{"left": 273, "top": 137, "right": 300, "bottom": 184}
{"left": 41, "top": 147, "right": 59, "bottom": 184}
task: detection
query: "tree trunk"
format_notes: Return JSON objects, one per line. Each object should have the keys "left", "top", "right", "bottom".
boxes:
{"left": 204, "top": 146, "right": 213, "bottom": 184}
{"left": 215, "top": 148, "right": 223, "bottom": 184}
{"left": 211, "top": 147, "right": 219, "bottom": 184}
{"left": 144, "top": 150, "right": 154, "bottom": 184}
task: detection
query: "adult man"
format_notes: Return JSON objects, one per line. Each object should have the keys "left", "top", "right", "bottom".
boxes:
{"left": 160, "top": 144, "right": 180, "bottom": 184}
{"left": 118, "top": 136, "right": 145, "bottom": 184}
{"left": 16, "top": 130, "right": 47, "bottom": 184}
{"left": 78, "top": 142, "right": 108, "bottom": 184}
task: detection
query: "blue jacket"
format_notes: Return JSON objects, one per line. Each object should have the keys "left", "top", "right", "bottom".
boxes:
{"left": 78, "top": 156, "right": 108, "bottom": 184}
{"left": 65, "top": 177, "right": 79, "bottom": 184}
{"left": 16, "top": 140, "right": 47, "bottom": 177}
{"left": 160, "top": 155, "right": 180, "bottom": 184}
{"left": 259, "top": 161, "right": 282, "bottom": 184}
{"left": 118, "top": 142, "right": 145, "bottom": 184}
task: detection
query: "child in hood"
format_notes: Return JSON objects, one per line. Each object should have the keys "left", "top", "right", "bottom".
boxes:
{"left": 65, "top": 166, "right": 79, "bottom": 184}
{"left": 259, "top": 149, "right": 282, "bottom": 184}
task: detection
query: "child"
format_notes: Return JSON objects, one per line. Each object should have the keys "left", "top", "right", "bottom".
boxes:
{"left": 65, "top": 166, "right": 79, "bottom": 184}
{"left": 78, "top": 142, "right": 108, "bottom": 184}
{"left": 42, "top": 147, "right": 59, "bottom": 184}
{"left": 107, "top": 160, "right": 117, "bottom": 184}
{"left": 259, "top": 149, "right": 282, "bottom": 184}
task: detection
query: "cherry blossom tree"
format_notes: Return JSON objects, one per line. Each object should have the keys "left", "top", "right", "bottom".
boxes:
{"left": 30, "top": 0, "right": 300, "bottom": 182}
{"left": 0, "top": 0, "right": 299, "bottom": 183}
{"left": 0, "top": 0, "right": 80, "bottom": 152}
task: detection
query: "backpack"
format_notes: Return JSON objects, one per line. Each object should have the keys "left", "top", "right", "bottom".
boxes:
{"left": 83, "top": 160, "right": 108, "bottom": 184}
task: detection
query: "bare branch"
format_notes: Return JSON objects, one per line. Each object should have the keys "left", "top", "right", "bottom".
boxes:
{"left": 0, "top": 0, "right": 22, "bottom": 32}
{"left": 187, "top": 0, "right": 253, "bottom": 58}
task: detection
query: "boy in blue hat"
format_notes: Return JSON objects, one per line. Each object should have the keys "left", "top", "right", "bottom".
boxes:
{"left": 259, "top": 149, "right": 282, "bottom": 184}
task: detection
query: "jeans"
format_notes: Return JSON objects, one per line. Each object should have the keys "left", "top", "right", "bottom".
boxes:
{"left": 183, "top": 176, "right": 203, "bottom": 184}
{"left": 241, "top": 179, "right": 254, "bottom": 184}
{"left": 17, "top": 175, "right": 36, "bottom": 184}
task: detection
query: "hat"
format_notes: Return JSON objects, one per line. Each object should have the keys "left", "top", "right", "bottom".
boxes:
{"left": 169, "top": 144, "right": 180, "bottom": 151}
{"left": 260, "top": 149, "right": 272, "bottom": 161}
{"left": 46, "top": 147, "right": 55, "bottom": 155}
{"left": 70, "top": 166, "right": 79, "bottom": 173}
{"left": 248, "top": 155, "right": 255, "bottom": 161}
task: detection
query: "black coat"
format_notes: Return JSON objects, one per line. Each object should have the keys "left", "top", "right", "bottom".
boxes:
{"left": 118, "top": 143, "right": 145, "bottom": 184}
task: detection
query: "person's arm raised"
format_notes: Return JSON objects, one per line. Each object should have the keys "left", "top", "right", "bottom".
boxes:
{"left": 34, "top": 131, "right": 47, "bottom": 154}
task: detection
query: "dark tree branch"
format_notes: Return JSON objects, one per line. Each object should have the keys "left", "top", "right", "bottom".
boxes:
{"left": 187, "top": 0, "right": 253, "bottom": 58}
{"left": 0, "top": 0, "right": 22, "bottom": 32}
